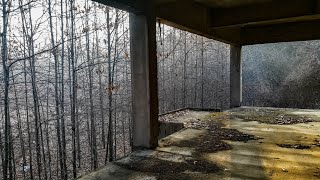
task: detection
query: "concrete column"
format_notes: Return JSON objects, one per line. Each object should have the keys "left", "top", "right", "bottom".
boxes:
{"left": 129, "top": 1, "right": 159, "bottom": 149}
{"left": 230, "top": 45, "right": 242, "bottom": 108}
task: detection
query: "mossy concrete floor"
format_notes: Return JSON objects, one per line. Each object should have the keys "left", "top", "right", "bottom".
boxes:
{"left": 79, "top": 107, "right": 320, "bottom": 180}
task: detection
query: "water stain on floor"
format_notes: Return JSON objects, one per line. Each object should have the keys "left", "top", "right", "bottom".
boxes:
{"left": 204, "top": 107, "right": 320, "bottom": 180}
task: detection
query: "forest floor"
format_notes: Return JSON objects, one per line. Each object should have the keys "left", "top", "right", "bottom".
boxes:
{"left": 79, "top": 107, "right": 320, "bottom": 180}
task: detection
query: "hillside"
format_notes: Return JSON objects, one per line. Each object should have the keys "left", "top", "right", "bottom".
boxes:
{"left": 243, "top": 41, "right": 320, "bottom": 109}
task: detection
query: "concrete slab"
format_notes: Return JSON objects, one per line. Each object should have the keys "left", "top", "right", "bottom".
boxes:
{"left": 79, "top": 107, "right": 320, "bottom": 180}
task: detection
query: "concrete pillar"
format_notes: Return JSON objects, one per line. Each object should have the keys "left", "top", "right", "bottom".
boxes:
{"left": 230, "top": 45, "right": 242, "bottom": 108}
{"left": 129, "top": 1, "right": 159, "bottom": 149}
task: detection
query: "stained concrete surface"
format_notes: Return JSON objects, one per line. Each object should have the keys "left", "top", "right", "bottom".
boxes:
{"left": 79, "top": 107, "right": 320, "bottom": 180}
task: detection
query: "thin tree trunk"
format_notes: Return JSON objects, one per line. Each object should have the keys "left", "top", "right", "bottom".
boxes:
{"left": 69, "top": 0, "right": 79, "bottom": 177}
{"left": 194, "top": 36, "right": 198, "bottom": 106}
{"left": 106, "top": 7, "right": 114, "bottom": 162}
{"left": 19, "top": 2, "right": 34, "bottom": 178}
{"left": 183, "top": 31, "right": 187, "bottom": 108}
{"left": 48, "top": 0, "right": 66, "bottom": 179}
{"left": 201, "top": 37, "right": 204, "bottom": 108}
{"left": 172, "top": 29, "right": 176, "bottom": 110}
{"left": 45, "top": 60, "right": 52, "bottom": 180}
{"left": 96, "top": 5, "right": 106, "bottom": 151}
{"left": 1, "top": 0, "right": 12, "bottom": 178}
{"left": 11, "top": 69, "right": 27, "bottom": 180}
{"left": 0, "top": 128, "right": 4, "bottom": 179}
{"left": 111, "top": 9, "right": 120, "bottom": 160}
{"left": 27, "top": 2, "right": 42, "bottom": 178}
{"left": 85, "top": 0, "right": 98, "bottom": 169}
{"left": 39, "top": 103, "right": 48, "bottom": 180}
{"left": 59, "top": 0, "right": 68, "bottom": 176}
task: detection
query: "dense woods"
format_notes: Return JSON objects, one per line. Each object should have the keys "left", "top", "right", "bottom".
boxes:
{"left": 0, "top": 0, "right": 132, "bottom": 179}
{"left": 242, "top": 41, "right": 320, "bottom": 109}
{"left": 157, "top": 25, "right": 230, "bottom": 114}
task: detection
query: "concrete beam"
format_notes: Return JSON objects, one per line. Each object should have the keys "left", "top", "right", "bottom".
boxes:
{"left": 211, "top": 15, "right": 320, "bottom": 45}
{"left": 93, "top": 0, "right": 141, "bottom": 13}
{"left": 210, "top": 0, "right": 320, "bottom": 28}
{"left": 130, "top": 0, "right": 159, "bottom": 149}
{"left": 156, "top": 1, "right": 209, "bottom": 38}
{"left": 230, "top": 45, "right": 242, "bottom": 108}
{"left": 241, "top": 18, "right": 320, "bottom": 45}
{"left": 156, "top": 0, "right": 237, "bottom": 45}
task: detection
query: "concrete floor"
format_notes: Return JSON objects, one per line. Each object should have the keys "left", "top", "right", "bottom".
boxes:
{"left": 79, "top": 107, "right": 320, "bottom": 180}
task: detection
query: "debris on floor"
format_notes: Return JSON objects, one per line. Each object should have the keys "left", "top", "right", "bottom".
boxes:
{"left": 277, "top": 144, "right": 311, "bottom": 149}
{"left": 160, "top": 118, "right": 257, "bottom": 155}
{"left": 226, "top": 107, "right": 317, "bottom": 125}
{"left": 313, "top": 139, "right": 320, "bottom": 147}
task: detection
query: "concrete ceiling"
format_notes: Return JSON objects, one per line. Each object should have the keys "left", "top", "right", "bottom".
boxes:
{"left": 156, "top": 0, "right": 272, "bottom": 8}
{"left": 190, "top": 0, "right": 272, "bottom": 8}
{"left": 93, "top": 0, "right": 320, "bottom": 45}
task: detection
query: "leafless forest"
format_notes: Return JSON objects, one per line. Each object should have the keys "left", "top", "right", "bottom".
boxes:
{"left": 1, "top": 0, "right": 132, "bottom": 179}
{"left": 242, "top": 41, "right": 320, "bottom": 109}
{"left": 157, "top": 25, "right": 230, "bottom": 114}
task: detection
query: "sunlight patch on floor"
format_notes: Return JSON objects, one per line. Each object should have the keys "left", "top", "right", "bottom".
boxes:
{"left": 206, "top": 112, "right": 320, "bottom": 180}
